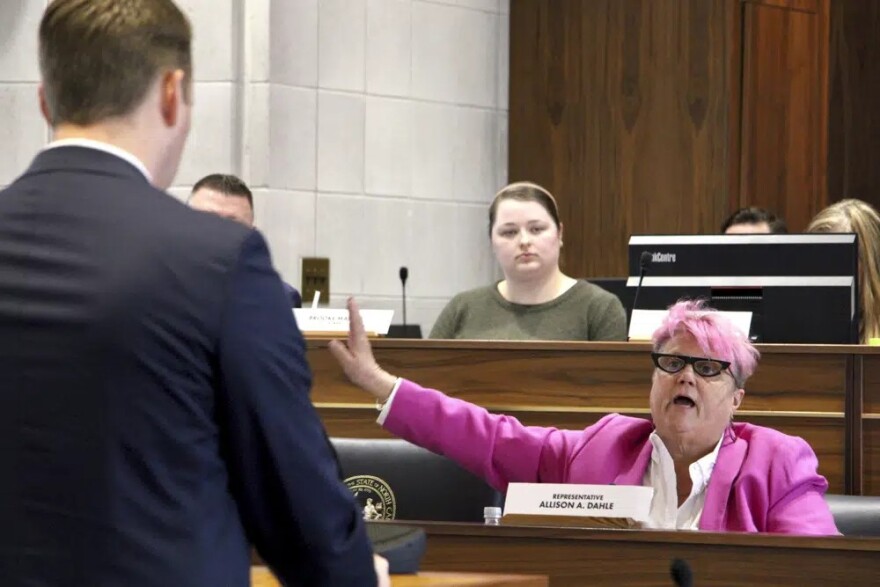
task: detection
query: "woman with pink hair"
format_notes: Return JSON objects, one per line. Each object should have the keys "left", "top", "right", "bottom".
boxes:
{"left": 330, "top": 299, "right": 838, "bottom": 535}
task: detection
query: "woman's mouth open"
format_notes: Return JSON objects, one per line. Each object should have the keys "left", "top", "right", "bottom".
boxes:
{"left": 672, "top": 395, "right": 696, "bottom": 408}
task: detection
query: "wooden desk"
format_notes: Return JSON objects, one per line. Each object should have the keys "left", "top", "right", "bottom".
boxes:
{"left": 250, "top": 566, "right": 548, "bottom": 586}
{"left": 412, "top": 521, "right": 880, "bottom": 586}
{"left": 307, "top": 339, "right": 880, "bottom": 495}
{"left": 390, "top": 574, "right": 546, "bottom": 586}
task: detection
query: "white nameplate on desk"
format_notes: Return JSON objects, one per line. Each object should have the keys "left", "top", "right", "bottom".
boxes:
{"left": 292, "top": 308, "right": 394, "bottom": 335}
{"left": 503, "top": 483, "right": 653, "bottom": 522}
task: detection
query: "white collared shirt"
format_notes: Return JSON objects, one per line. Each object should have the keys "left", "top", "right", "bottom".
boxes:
{"left": 376, "top": 378, "right": 403, "bottom": 425}
{"left": 641, "top": 431, "right": 723, "bottom": 530}
{"left": 377, "top": 382, "right": 724, "bottom": 530}
{"left": 44, "top": 138, "right": 152, "bottom": 183}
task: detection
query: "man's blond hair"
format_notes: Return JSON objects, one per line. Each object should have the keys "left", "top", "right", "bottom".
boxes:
{"left": 39, "top": 0, "right": 192, "bottom": 126}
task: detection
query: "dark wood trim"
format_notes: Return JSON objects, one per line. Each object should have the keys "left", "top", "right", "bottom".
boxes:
{"left": 845, "top": 354, "right": 855, "bottom": 493}
{"left": 848, "top": 354, "right": 865, "bottom": 494}
{"left": 412, "top": 521, "right": 880, "bottom": 551}
{"left": 740, "top": 0, "right": 822, "bottom": 14}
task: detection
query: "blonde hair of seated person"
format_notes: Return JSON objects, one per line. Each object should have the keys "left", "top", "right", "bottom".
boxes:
{"left": 807, "top": 199, "right": 880, "bottom": 343}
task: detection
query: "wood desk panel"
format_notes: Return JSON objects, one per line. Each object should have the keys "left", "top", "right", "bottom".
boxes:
{"left": 855, "top": 355, "right": 880, "bottom": 494}
{"left": 251, "top": 566, "right": 548, "bottom": 586}
{"left": 308, "top": 340, "right": 880, "bottom": 495}
{"left": 862, "top": 355, "right": 880, "bottom": 414}
{"left": 390, "top": 573, "right": 548, "bottom": 586}
{"left": 414, "top": 522, "right": 880, "bottom": 586}
{"left": 745, "top": 352, "right": 846, "bottom": 412}
{"left": 864, "top": 421, "right": 880, "bottom": 495}
{"left": 308, "top": 342, "right": 846, "bottom": 412}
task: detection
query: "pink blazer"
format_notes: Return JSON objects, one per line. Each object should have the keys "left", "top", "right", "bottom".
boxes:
{"left": 383, "top": 380, "right": 839, "bottom": 535}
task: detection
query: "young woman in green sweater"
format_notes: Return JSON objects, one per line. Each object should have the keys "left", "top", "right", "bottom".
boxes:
{"left": 429, "top": 182, "right": 626, "bottom": 341}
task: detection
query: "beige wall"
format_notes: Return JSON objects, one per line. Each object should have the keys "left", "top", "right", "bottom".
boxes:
{"left": 0, "top": 0, "right": 510, "bottom": 333}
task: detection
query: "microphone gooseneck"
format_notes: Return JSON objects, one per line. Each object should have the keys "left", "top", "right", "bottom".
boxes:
{"left": 629, "top": 251, "right": 653, "bottom": 333}
{"left": 399, "top": 266, "right": 408, "bottom": 327}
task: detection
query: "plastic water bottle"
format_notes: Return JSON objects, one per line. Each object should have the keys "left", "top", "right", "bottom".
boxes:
{"left": 483, "top": 506, "right": 502, "bottom": 526}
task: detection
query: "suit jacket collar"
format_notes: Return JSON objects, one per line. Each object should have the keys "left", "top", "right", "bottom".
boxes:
{"left": 609, "top": 424, "right": 746, "bottom": 529}
{"left": 699, "top": 429, "right": 746, "bottom": 530}
{"left": 23, "top": 145, "right": 152, "bottom": 187}
{"left": 613, "top": 440, "right": 654, "bottom": 486}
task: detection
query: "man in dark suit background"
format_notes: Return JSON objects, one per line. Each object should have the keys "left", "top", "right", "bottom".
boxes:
{"left": 188, "top": 173, "right": 303, "bottom": 308}
{"left": 0, "top": 1, "right": 381, "bottom": 585}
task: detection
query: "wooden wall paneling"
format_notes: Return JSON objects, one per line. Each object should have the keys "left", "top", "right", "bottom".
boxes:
{"left": 737, "top": 0, "right": 830, "bottom": 230}
{"left": 510, "top": 0, "right": 880, "bottom": 274}
{"left": 726, "top": 0, "right": 744, "bottom": 215}
{"left": 827, "top": 1, "right": 880, "bottom": 208}
{"left": 616, "top": 0, "right": 731, "bottom": 246}
{"left": 507, "top": 0, "right": 555, "bottom": 191}
{"left": 509, "top": 1, "right": 731, "bottom": 278}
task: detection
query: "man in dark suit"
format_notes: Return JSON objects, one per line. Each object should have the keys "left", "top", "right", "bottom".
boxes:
{"left": 188, "top": 173, "right": 303, "bottom": 308}
{"left": 0, "top": 1, "right": 380, "bottom": 585}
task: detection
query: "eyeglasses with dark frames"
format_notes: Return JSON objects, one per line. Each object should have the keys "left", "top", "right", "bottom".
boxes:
{"left": 651, "top": 353, "right": 731, "bottom": 378}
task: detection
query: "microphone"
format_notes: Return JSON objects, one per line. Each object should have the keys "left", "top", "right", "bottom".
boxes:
{"left": 629, "top": 251, "right": 653, "bottom": 332}
{"left": 399, "top": 266, "right": 409, "bottom": 327}
{"left": 670, "top": 558, "right": 693, "bottom": 587}
{"left": 387, "top": 267, "right": 422, "bottom": 338}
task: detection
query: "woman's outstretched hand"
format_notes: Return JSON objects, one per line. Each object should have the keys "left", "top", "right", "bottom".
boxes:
{"left": 328, "top": 297, "right": 398, "bottom": 402}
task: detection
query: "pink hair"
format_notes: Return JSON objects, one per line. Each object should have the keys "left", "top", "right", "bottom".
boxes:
{"left": 652, "top": 299, "right": 760, "bottom": 387}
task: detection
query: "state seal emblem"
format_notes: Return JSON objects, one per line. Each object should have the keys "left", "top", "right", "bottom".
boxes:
{"left": 344, "top": 475, "right": 397, "bottom": 521}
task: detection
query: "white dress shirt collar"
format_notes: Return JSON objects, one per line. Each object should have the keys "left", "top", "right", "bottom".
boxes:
{"left": 643, "top": 430, "right": 724, "bottom": 530}
{"left": 44, "top": 138, "right": 152, "bottom": 183}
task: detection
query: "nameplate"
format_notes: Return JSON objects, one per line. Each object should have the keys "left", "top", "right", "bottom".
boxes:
{"left": 503, "top": 483, "right": 653, "bottom": 524}
{"left": 293, "top": 308, "right": 394, "bottom": 335}
{"left": 628, "top": 309, "right": 752, "bottom": 341}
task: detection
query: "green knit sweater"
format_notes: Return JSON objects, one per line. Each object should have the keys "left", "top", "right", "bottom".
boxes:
{"left": 429, "top": 281, "right": 627, "bottom": 341}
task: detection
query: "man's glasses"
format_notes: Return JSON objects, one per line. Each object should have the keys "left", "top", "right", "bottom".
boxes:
{"left": 651, "top": 353, "right": 731, "bottom": 378}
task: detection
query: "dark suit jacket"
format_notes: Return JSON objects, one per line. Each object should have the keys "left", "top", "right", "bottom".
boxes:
{"left": 284, "top": 281, "right": 303, "bottom": 308}
{"left": 0, "top": 147, "right": 375, "bottom": 586}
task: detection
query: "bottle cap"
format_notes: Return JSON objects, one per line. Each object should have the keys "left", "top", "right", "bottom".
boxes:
{"left": 484, "top": 506, "right": 502, "bottom": 517}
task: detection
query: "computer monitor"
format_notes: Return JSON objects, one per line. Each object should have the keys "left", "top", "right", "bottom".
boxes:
{"left": 588, "top": 277, "right": 632, "bottom": 313}
{"left": 626, "top": 234, "right": 859, "bottom": 344}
